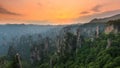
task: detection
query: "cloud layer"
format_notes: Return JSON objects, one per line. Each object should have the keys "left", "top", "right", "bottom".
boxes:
{"left": 91, "top": 5, "right": 103, "bottom": 12}
{"left": 80, "top": 11, "right": 90, "bottom": 14}
{"left": 0, "top": 6, "right": 21, "bottom": 16}
{"left": 80, "top": 4, "right": 103, "bottom": 15}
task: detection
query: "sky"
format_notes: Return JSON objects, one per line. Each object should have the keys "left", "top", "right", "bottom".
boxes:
{"left": 0, "top": 0, "right": 120, "bottom": 25}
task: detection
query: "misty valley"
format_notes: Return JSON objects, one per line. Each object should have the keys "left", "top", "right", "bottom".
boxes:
{"left": 0, "top": 14, "right": 120, "bottom": 68}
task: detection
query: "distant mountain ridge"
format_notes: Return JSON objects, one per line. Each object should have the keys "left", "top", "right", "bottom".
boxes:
{"left": 89, "top": 14, "right": 120, "bottom": 23}
{"left": 61, "top": 14, "right": 120, "bottom": 38}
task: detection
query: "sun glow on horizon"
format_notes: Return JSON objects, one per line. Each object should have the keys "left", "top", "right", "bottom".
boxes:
{"left": 0, "top": 0, "right": 120, "bottom": 25}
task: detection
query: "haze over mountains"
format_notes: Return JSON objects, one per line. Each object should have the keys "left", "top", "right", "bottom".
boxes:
{"left": 0, "top": 24, "right": 64, "bottom": 56}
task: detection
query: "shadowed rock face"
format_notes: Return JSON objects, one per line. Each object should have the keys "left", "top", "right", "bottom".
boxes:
{"left": 105, "top": 19, "right": 120, "bottom": 34}
{"left": 114, "top": 22, "right": 120, "bottom": 31}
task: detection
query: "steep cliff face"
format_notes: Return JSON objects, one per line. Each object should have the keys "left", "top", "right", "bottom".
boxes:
{"left": 105, "top": 25, "right": 114, "bottom": 34}
{"left": 105, "top": 19, "right": 120, "bottom": 34}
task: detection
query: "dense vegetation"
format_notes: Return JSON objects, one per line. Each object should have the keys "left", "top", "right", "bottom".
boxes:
{"left": 0, "top": 32, "right": 120, "bottom": 68}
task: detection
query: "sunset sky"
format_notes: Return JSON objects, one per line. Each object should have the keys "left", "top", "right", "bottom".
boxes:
{"left": 0, "top": 0, "right": 120, "bottom": 25}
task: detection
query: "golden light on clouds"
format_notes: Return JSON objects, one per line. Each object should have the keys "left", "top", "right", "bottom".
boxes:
{"left": 0, "top": 0, "right": 120, "bottom": 24}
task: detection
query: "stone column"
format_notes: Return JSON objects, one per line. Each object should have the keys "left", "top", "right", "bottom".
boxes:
{"left": 96, "top": 26, "right": 99, "bottom": 38}
{"left": 15, "top": 53, "right": 22, "bottom": 68}
{"left": 106, "top": 38, "right": 111, "bottom": 49}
